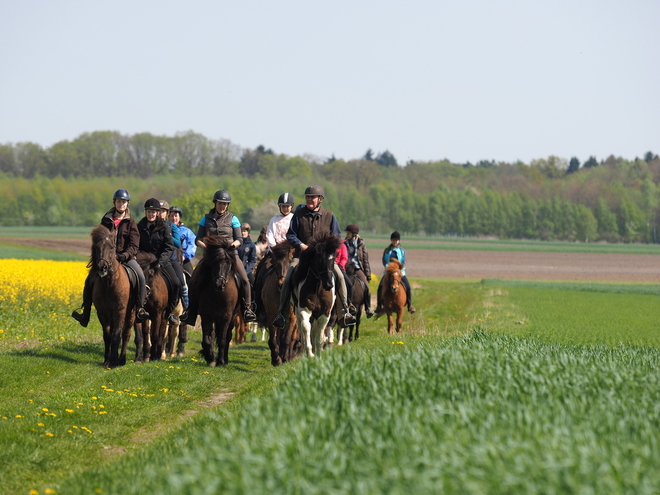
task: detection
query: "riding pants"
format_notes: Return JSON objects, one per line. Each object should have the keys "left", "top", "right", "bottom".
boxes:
{"left": 170, "top": 258, "right": 188, "bottom": 309}
{"left": 161, "top": 262, "right": 181, "bottom": 315}
{"left": 233, "top": 253, "right": 252, "bottom": 311}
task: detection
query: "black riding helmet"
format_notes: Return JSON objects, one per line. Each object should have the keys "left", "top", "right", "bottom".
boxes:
{"left": 169, "top": 205, "right": 183, "bottom": 216}
{"left": 113, "top": 189, "right": 130, "bottom": 201}
{"left": 278, "top": 192, "right": 295, "bottom": 205}
{"left": 144, "top": 198, "right": 161, "bottom": 211}
{"left": 304, "top": 184, "right": 324, "bottom": 197}
{"left": 213, "top": 190, "right": 232, "bottom": 203}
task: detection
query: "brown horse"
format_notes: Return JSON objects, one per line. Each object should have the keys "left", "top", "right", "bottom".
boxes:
{"left": 89, "top": 225, "right": 136, "bottom": 368}
{"left": 292, "top": 232, "right": 341, "bottom": 357}
{"left": 344, "top": 263, "right": 368, "bottom": 342}
{"left": 256, "top": 240, "right": 298, "bottom": 366}
{"left": 190, "top": 236, "right": 240, "bottom": 366}
{"left": 381, "top": 258, "right": 407, "bottom": 334}
{"left": 134, "top": 252, "right": 169, "bottom": 362}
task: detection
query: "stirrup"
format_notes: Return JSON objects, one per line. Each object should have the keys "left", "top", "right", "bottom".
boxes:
{"left": 136, "top": 307, "right": 150, "bottom": 321}
{"left": 244, "top": 308, "right": 257, "bottom": 323}
{"left": 341, "top": 312, "right": 356, "bottom": 327}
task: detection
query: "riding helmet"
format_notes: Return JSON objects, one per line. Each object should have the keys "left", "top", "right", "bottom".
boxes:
{"left": 213, "top": 190, "right": 232, "bottom": 203}
{"left": 345, "top": 224, "right": 360, "bottom": 234}
{"left": 113, "top": 189, "right": 130, "bottom": 201}
{"left": 241, "top": 222, "right": 251, "bottom": 232}
{"left": 144, "top": 198, "right": 162, "bottom": 211}
{"left": 159, "top": 200, "right": 170, "bottom": 211}
{"left": 169, "top": 205, "right": 183, "bottom": 216}
{"left": 278, "top": 192, "right": 295, "bottom": 205}
{"left": 304, "top": 184, "right": 325, "bottom": 197}
{"left": 390, "top": 231, "right": 401, "bottom": 240}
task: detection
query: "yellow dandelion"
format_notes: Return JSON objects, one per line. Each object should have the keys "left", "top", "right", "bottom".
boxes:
{"left": 65, "top": 409, "right": 74, "bottom": 413}
{"left": 15, "top": 415, "right": 24, "bottom": 418}
{"left": 42, "top": 408, "right": 49, "bottom": 412}
{"left": 38, "top": 423, "right": 45, "bottom": 427}
{"left": 45, "top": 432, "right": 54, "bottom": 437}
{"left": 29, "top": 490, "right": 38, "bottom": 495}
{"left": 99, "top": 411, "right": 108, "bottom": 415}
{"left": 45, "top": 489, "right": 56, "bottom": 494}
{"left": 92, "top": 396, "right": 97, "bottom": 400}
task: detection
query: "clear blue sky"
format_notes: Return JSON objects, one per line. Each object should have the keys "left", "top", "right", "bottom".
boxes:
{"left": 1, "top": 0, "right": 658, "bottom": 165}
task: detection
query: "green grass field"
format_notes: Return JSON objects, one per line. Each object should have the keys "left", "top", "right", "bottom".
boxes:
{"left": 3, "top": 235, "right": 660, "bottom": 493}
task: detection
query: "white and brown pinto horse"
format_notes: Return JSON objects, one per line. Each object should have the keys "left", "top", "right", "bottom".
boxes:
{"left": 291, "top": 232, "right": 341, "bottom": 357}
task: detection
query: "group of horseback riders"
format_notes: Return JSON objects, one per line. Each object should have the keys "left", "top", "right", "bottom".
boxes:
{"left": 71, "top": 183, "right": 415, "bottom": 331}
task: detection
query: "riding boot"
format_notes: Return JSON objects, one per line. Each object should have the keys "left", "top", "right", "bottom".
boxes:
{"left": 273, "top": 265, "right": 294, "bottom": 328}
{"left": 71, "top": 273, "right": 93, "bottom": 327}
{"left": 401, "top": 276, "right": 416, "bottom": 314}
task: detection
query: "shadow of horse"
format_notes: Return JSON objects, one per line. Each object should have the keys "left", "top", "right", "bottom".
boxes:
{"left": 89, "top": 225, "right": 135, "bottom": 368}
{"left": 381, "top": 258, "right": 407, "bottom": 334}
{"left": 292, "top": 232, "right": 340, "bottom": 357}
{"left": 255, "top": 240, "right": 298, "bottom": 366}
{"left": 189, "top": 236, "right": 240, "bottom": 366}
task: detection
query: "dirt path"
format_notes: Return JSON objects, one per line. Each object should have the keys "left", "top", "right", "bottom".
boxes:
{"left": 6, "top": 237, "right": 660, "bottom": 282}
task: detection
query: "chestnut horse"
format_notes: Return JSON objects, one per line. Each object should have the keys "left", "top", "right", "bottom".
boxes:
{"left": 292, "top": 232, "right": 340, "bottom": 357}
{"left": 190, "top": 236, "right": 240, "bottom": 366}
{"left": 381, "top": 258, "right": 407, "bottom": 334}
{"left": 256, "top": 240, "right": 298, "bottom": 366}
{"left": 89, "top": 225, "right": 135, "bottom": 368}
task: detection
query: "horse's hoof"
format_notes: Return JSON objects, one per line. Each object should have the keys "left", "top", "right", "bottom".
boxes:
{"left": 144, "top": 357, "right": 150, "bottom": 363}
{"left": 208, "top": 361, "right": 216, "bottom": 367}
{"left": 176, "top": 351, "right": 185, "bottom": 357}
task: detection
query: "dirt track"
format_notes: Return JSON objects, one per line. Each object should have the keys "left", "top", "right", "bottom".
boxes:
{"left": 7, "top": 237, "right": 660, "bottom": 282}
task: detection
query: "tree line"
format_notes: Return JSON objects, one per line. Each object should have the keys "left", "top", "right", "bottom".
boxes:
{"left": 1, "top": 131, "right": 659, "bottom": 243}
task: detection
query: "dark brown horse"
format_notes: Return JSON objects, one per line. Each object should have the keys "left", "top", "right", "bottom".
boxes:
{"left": 344, "top": 263, "right": 369, "bottom": 342}
{"left": 134, "top": 252, "right": 169, "bottom": 362}
{"left": 89, "top": 225, "right": 135, "bottom": 368}
{"left": 256, "top": 240, "right": 298, "bottom": 366}
{"left": 190, "top": 236, "right": 240, "bottom": 366}
{"left": 381, "top": 258, "right": 407, "bottom": 334}
{"left": 292, "top": 232, "right": 341, "bottom": 357}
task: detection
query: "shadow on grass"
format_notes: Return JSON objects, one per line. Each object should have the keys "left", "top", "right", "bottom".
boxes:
{"left": 8, "top": 341, "right": 105, "bottom": 366}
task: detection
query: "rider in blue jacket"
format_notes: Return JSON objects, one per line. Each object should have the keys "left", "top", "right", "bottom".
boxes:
{"left": 375, "top": 231, "right": 416, "bottom": 315}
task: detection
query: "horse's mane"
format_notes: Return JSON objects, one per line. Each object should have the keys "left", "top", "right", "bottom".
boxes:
{"left": 271, "top": 240, "right": 294, "bottom": 262}
{"left": 203, "top": 236, "right": 235, "bottom": 265}
{"left": 385, "top": 258, "right": 403, "bottom": 276}
{"left": 88, "top": 224, "right": 113, "bottom": 268}
{"left": 294, "top": 232, "right": 341, "bottom": 285}
{"left": 136, "top": 251, "right": 160, "bottom": 285}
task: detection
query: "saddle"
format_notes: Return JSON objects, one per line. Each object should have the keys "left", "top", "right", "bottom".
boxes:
{"left": 121, "top": 262, "right": 139, "bottom": 303}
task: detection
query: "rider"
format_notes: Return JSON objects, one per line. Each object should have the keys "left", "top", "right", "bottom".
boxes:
{"left": 375, "top": 231, "right": 416, "bottom": 315}
{"left": 137, "top": 198, "right": 181, "bottom": 324}
{"left": 237, "top": 222, "right": 257, "bottom": 284}
{"left": 266, "top": 192, "right": 295, "bottom": 249}
{"left": 272, "top": 184, "right": 356, "bottom": 329}
{"left": 71, "top": 188, "right": 149, "bottom": 327}
{"left": 159, "top": 200, "right": 189, "bottom": 317}
{"left": 168, "top": 205, "right": 197, "bottom": 278}
{"left": 344, "top": 224, "right": 374, "bottom": 318}
{"left": 182, "top": 189, "right": 257, "bottom": 324}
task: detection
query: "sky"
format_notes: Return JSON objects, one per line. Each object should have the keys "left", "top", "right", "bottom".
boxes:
{"left": 1, "top": 0, "right": 658, "bottom": 165}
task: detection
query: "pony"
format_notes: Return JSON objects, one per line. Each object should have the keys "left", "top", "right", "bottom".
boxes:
{"left": 191, "top": 236, "right": 240, "bottom": 366}
{"left": 380, "top": 258, "right": 407, "bottom": 334}
{"left": 292, "top": 232, "right": 341, "bottom": 357}
{"left": 89, "top": 225, "right": 136, "bottom": 368}
{"left": 133, "top": 252, "right": 176, "bottom": 362}
{"left": 344, "top": 262, "right": 369, "bottom": 342}
{"left": 164, "top": 248, "right": 191, "bottom": 358}
{"left": 255, "top": 240, "right": 298, "bottom": 366}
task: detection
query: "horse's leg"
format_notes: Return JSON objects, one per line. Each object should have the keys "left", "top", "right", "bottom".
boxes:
{"left": 176, "top": 323, "right": 188, "bottom": 357}
{"left": 396, "top": 309, "right": 403, "bottom": 333}
{"left": 102, "top": 320, "right": 112, "bottom": 369}
{"left": 217, "top": 317, "right": 232, "bottom": 367}
{"left": 387, "top": 312, "right": 394, "bottom": 335}
{"left": 268, "top": 325, "right": 282, "bottom": 366}
{"left": 119, "top": 310, "right": 132, "bottom": 367}
{"left": 298, "top": 308, "right": 314, "bottom": 357}
{"left": 313, "top": 315, "right": 330, "bottom": 355}
{"left": 144, "top": 320, "right": 152, "bottom": 362}
{"left": 201, "top": 319, "right": 216, "bottom": 366}
{"left": 134, "top": 322, "right": 143, "bottom": 363}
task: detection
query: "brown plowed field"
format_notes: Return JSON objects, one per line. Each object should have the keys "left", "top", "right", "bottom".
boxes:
{"left": 6, "top": 237, "right": 660, "bottom": 282}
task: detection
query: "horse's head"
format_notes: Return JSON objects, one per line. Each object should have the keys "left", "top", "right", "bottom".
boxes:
{"left": 272, "top": 240, "right": 295, "bottom": 287}
{"left": 203, "top": 236, "right": 235, "bottom": 292}
{"left": 302, "top": 232, "right": 342, "bottom": 291}
{"left": 90, "top": 225, "right": 116, "bottom": 278}
{"left": 386, "top": 258, "right": 403, "bottom": 293}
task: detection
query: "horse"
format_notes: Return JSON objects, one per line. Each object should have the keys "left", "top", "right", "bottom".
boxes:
{"left": 344, "top": 262, "right": 369, "bottom": 342}
{"left": 255, "top": 240, "right": 298, "bottom": 366}
{"left": 292, "top": 232, "right": 341, "bottom": 357}
{"left": 134, "top": 252, "right": 171, "bottom": 362}
{"left": 164, "top": 248, "right": 191, "bottom": 358}
{"left": 190, "top": 236, "right": 240, "bottom": 366}
{"left": 381, "top": 258, "right": 407, "bottom": 334}
{"left": 89, "top": 225, "right": 136, "bottom": 368}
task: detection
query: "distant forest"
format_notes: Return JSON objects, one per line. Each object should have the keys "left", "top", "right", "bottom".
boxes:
{"left": 1, "top": 130, "right": 659, "bottom": 243}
